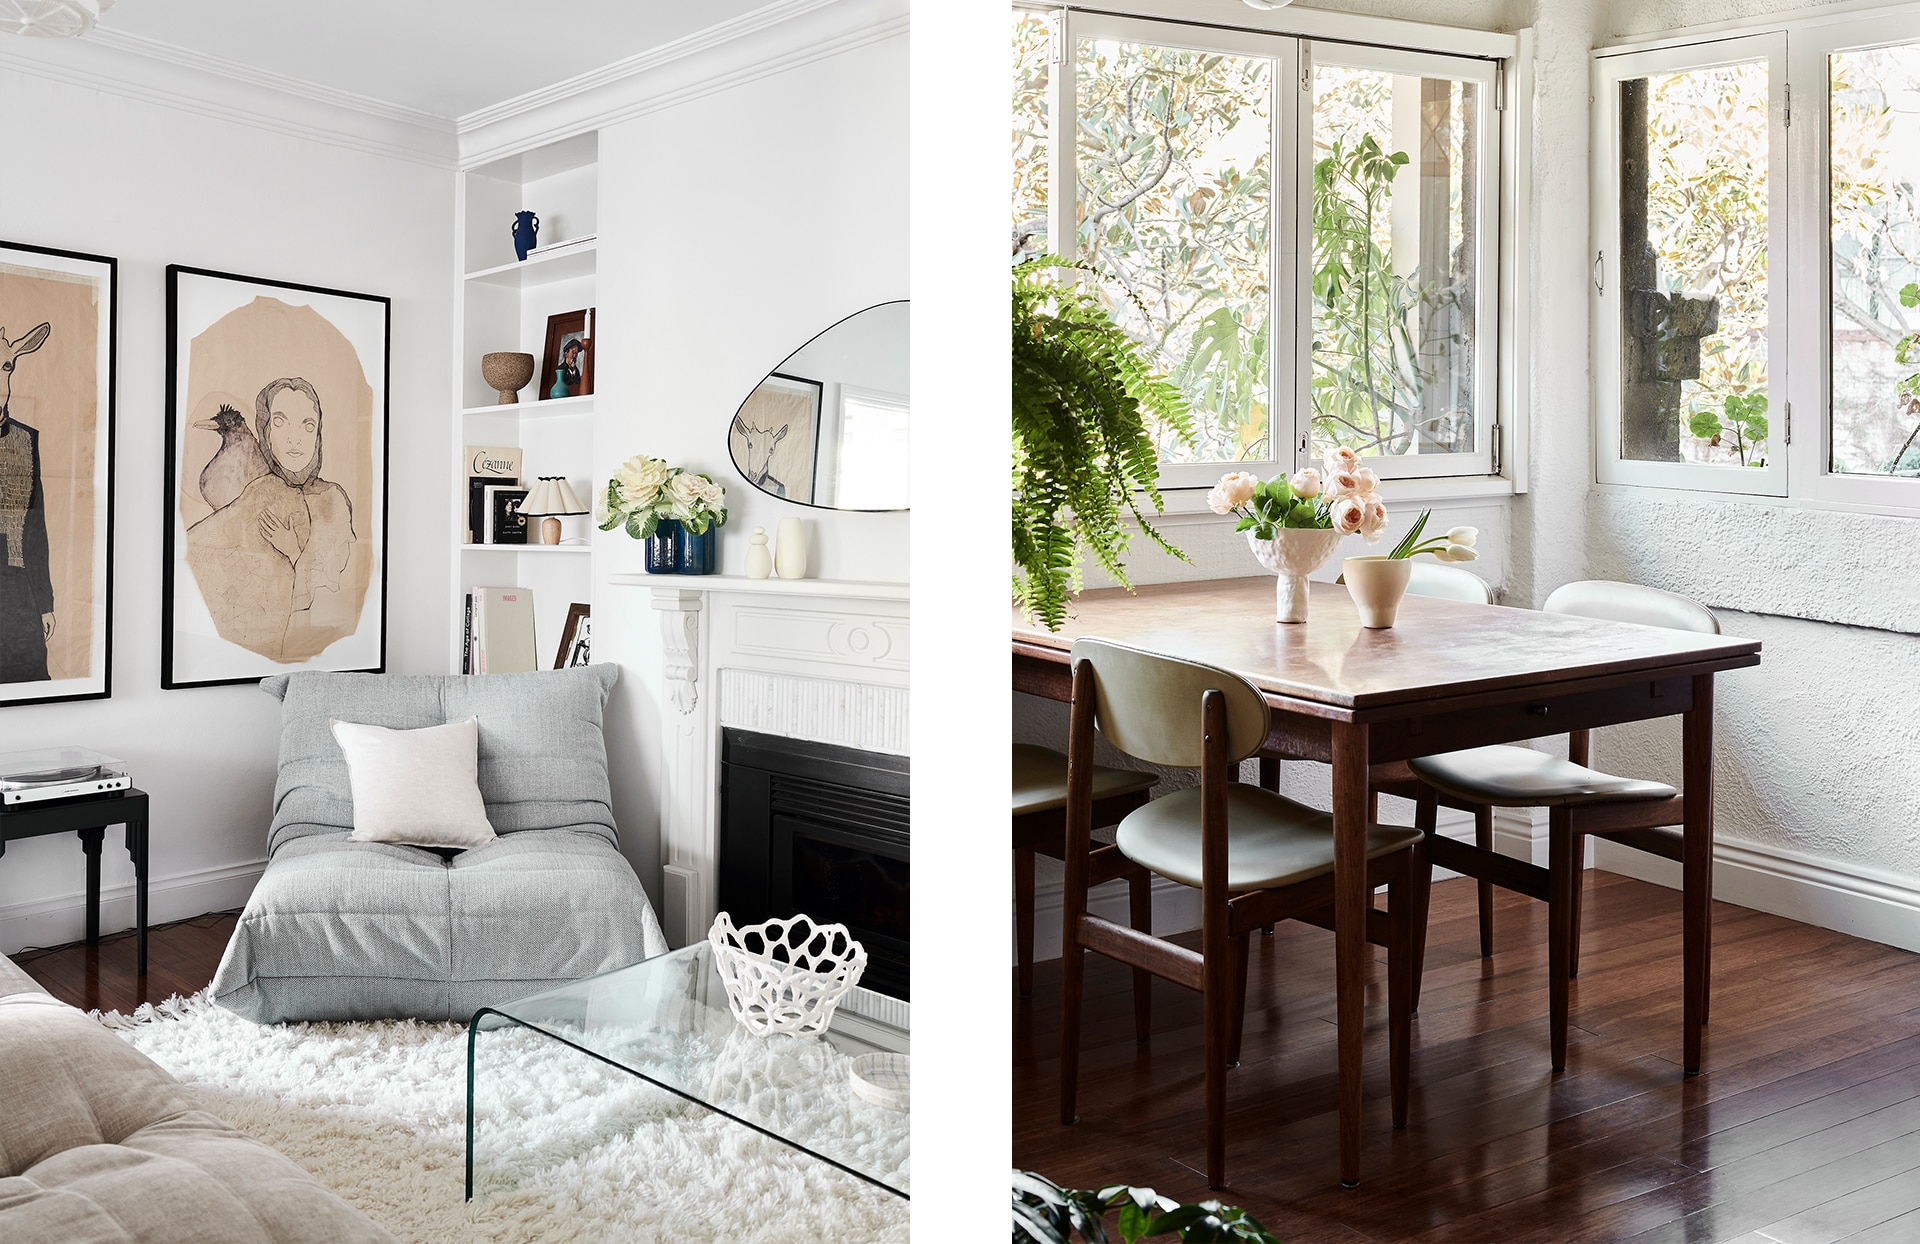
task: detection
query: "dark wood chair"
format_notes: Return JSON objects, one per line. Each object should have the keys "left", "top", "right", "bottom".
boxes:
{"left": 1013, "top": 744, "right": 1157, "bottom": 1040}
{"left": 1382, "top": 580, "right": 1721, "bottom": 1071}
{"left": 1059, "top": 636, "right": 1427, "bottom": 1189}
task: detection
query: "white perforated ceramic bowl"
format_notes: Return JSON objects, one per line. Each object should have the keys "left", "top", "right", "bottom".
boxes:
{"left": 708, "top": 912, "right": 869, "bottom": 1037}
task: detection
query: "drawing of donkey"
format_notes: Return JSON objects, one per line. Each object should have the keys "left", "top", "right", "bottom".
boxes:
{"left": 733, "top": 416, "right": 791, "bottom": 499}
{"left": 0, "top": 323, "right": 50, "bottom": 423}
{"left": 0, "top": 321, "right": 55, "bottom": 684}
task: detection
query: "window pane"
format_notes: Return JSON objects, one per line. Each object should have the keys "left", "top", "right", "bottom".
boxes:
{"left": 1617, "top": 62, "right": 1771, "bottom": 467}
{"left": 1076, "top": 39, "right": 1273, "bottom": 464}
{"left": 1830, "top": 44, "right": 1920, "bottom": 477}
{"left": 1311, "top": 65, "right": 1480, "bottom": 460}
{"left": 1012, "top": 11, "right": 1050, "bottom": 261}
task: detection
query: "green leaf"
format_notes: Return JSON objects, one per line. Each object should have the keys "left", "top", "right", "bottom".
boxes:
{"left": 1900, "top": 282, "right": 1920, "bottom": 309}
{"left": 1688, "top": 410, "right": 1723, "bottom": 440}
{"left": 1742, "top": 415, "right": 1768, "bottom": 442}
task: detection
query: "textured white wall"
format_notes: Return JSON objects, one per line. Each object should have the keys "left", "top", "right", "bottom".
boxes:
{"left": 0, "top": 68, "right": 453, "bottom": 953}
{"left": 590, "top": 31, "right": 910, "bottom": 900}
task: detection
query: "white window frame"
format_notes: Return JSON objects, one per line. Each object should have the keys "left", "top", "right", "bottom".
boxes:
{"left": 1028, "top": 3, "right": 1527, "bottom": 497}
{"left": 1591, "top": 33, "right": 1791, "bottom": 498}
{"left": 1594, "top": 5, "right": 1920, "bottom": 516}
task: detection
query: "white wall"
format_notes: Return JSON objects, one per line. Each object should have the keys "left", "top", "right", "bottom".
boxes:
{"left": 588, "top": 30, "right": 910, "bottom": 899}
{"left": 0, "top": 65, "right": 453, "bottom": 954}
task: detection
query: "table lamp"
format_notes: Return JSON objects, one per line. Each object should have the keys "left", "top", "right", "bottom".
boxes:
{"left": 519, "top": 477, "right": 587, "bottom": 545}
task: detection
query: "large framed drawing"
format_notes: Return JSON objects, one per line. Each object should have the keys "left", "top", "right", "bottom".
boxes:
{"left": 163, "top": 266, "right": 389, "bottom": 689}
{"left": 0, "top": 241, "right": 116, "bottom": 706}
{"left": 728, "top": 372, "right": 821, "bottom": 505}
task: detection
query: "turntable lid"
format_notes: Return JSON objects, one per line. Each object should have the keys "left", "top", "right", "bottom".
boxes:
{"left": 0, "top": 746, "right": 126, "bottom": 789}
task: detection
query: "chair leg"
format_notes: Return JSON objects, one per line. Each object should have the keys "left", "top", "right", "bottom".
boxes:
{"left": 1229, "top": 931, "right": 1251, "bottom": 1066}
{"left": 1475, "top": 805, "right": 1496, "bottom": 958}
{"left": 1411, "top": 786, "right": 1438, "bottom": 1007}
{"left": 1128, "top": 869, "right": 1154, "bottom": 1043}
{"left": 1205, "top": 944, "right": 1233, "bottom": 1188}
{"left": 1388, "top": 852, "right": 1413, "bottom": 1129}
{"left": 1014, "top": 846, "right": 1036, "bottom": 997}
{"left": 1407, "top": 827, "right": 1433, "bottom": 1018}
{"left": 1059, "top": 930, "right": 1086, "bottom": 1125}
{"left": 1568, "top": 831, "right": 1586, "bottom": 980}
{"left": 1547, "top": 808, "right": 1575, "bottom": 1073}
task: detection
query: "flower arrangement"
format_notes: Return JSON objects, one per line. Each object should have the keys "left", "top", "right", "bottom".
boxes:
{"left": 1209, "top": 445, "right": 1387, "bottom": 541}
{"left": 1210, "top": 445, "right": 1478, "bottom": 561}
{"left": 598, "top": 454, "right": 728, "bottom": 539}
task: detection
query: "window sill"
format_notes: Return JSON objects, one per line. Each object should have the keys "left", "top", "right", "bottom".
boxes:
{"left": 1589, "top": 481, "right": 1920, "bottom": 522}
{"left": 1149, "top": 475, "right": 1516, "bottom": 521}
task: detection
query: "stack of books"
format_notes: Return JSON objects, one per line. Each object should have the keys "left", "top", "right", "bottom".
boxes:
{"left": 462, "top": 586, "right": 537, "bottom": 674}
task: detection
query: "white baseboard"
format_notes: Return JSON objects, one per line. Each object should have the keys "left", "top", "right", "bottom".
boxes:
{"left": 0, "top": 859, "right": 265, "bottom": 958}
{"left": 1018, "top": 807, "right": 1536, "bottom": 964}
{"left": 1593, "top": 836, "right": 1920, "bottom": 955}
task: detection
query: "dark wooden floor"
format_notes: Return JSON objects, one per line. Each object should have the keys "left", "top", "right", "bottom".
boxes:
{"left": 1015, "top": 872, "right": 1920, "bottom": 1243}
{"left": 12, "top": 911, "right": 238, "bottom": 1012}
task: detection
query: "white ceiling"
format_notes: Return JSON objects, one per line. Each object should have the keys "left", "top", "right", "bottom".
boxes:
{"left": 97, "top": 0, "right": 772, "bottom": 120}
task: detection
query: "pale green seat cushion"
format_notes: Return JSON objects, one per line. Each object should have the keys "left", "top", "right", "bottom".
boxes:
{"left": 1410, "top": 744, "right": 1675, "bottom": 808}
{"left": 1115, "top": 785, "right": 1420, "bottom": 891}
{"left": 1011, "top": 744, "right": 1155, "bottom": 817}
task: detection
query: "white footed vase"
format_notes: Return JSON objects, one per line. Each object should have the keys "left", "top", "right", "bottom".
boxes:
{"left": 1248, "top": 528, "right": 1346, "bottom": 623}
{"left": 1342, "top": 555, "right": 1413, "bottom": 629}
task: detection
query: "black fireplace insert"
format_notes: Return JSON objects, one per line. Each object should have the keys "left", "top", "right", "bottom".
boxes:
{"left": 718, "top": 729, "right": 909, "bottom": 1000}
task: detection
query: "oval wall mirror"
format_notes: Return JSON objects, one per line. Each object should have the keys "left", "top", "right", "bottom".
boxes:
{"left": 728, "top": 300, "right": 908, "bottom": 512}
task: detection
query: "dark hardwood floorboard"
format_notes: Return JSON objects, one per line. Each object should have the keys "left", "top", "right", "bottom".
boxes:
{"left": 11, "top": 911, "right": 237, "bottom": 1012}
{"left": 1015, "top": 872, "right": 1920, "bottom": 1242}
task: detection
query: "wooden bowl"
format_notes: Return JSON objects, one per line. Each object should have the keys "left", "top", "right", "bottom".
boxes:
{"left": 481, "top": 351, "right": 534, "bottom": 404}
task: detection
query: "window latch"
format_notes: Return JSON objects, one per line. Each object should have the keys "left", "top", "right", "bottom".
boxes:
{"left": 1593, "top": 251, "right": 1604, "bottom": 295}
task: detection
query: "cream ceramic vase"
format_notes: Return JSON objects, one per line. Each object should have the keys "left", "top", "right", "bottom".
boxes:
{"left": 1248, "top": 528, "right": 1346, "bottom": 623}
{"left": 1343, "top": 555, "right": 1413, "bottom": 628}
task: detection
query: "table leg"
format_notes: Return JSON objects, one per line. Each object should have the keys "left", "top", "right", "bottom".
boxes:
{"left": 78, "top": 826, "right": 104, "bottom": 945}
{"left": 1331, "top": 720, "right": 1370, "bottom": 1187}
{"left": 1683, "top": 674, "right": 1715, "bottom": 1074}
{"left": 126, "top": 818, "right": 149, "bottom": 977}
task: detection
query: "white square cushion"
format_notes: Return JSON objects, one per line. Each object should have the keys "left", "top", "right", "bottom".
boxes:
{"left": 330, "top": 716, "right": 496, "bottom": 849}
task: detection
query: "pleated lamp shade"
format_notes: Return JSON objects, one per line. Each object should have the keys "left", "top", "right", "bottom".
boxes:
{"left": 519, "top": 477, "right": 587, "bottom": 544}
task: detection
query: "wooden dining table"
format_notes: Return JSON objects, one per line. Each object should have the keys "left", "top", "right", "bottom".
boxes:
{"left": 1012, "top": 576, "right": 1762, "bottom": 1187}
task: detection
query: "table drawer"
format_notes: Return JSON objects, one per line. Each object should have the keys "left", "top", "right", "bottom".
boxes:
{"left": 1369, "top": 675, "right": 1696, "bottom": 762}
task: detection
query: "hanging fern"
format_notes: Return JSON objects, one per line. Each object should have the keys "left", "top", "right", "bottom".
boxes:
{"left": 1012, "top": 256, "right": 1196, "bottom": 630}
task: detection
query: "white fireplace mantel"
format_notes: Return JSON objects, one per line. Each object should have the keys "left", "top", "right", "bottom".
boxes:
{"left": 609, "top": 573, "right": 909, "bottom": 945}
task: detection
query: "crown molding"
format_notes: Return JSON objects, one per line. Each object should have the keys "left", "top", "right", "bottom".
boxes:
{"left": 0, "top": 26, "right": 457, "bottom": 167}
{"left": 455, "top": 0, "right": 907, "bottom": 168}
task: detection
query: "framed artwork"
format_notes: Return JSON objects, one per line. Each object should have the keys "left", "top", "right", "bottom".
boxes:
{"left": 539, "top": 308, "right": 594, "bottom": 400}
{"left": 0, "top": 240, "right": 116, "bottom": 707}
{"left": 729, "top": 372, "right": 822, "bottom": 505}
{"left": 163, "top": 266, "right": 389, "bottom": 689}
{"left": 554, "top": 602, "right": 590, "bottom": 669}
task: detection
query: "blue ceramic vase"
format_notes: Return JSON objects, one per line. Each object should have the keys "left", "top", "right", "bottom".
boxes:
{"left": 512, "top": 211, "right": 540, "bottom": 261}
{"left": 549, "top": 367, "right": 569, "bottom": 400}
{"left": 676, "top": 524, "right": 717, "bottom": 575}
{"left": 644, "top": 519, "right": 681, "bottom": 574}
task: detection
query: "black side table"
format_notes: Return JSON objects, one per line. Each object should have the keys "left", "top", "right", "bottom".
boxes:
{"left": 0, "top": 789, "right": 149, "bottom": 974}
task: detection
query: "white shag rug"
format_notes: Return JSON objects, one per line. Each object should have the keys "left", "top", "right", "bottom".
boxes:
{"left": 97, "top": 993, "right": 910, "bottom": 1244}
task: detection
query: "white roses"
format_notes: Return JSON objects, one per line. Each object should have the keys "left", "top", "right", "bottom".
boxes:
{"left": 600, "top": 454, "right": 729, "bottom": 539}
{"left": 1207, "top": 471, "right": 1259, "bottom": 515}
{"left": 1216, "top": 444, "right": 1483, "bottom": 567}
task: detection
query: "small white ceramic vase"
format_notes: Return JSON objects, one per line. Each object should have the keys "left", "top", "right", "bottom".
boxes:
{"left": 1248, "top": 528, "right": 1346, "bottom": 623}
{"left": 775, "top": 517, "right": 807, "bottom": 580}
{"left": 744, "top": 526, "right": 772, "bottom": 579}
{"left": 1342, "top": 555, "right": 1413, "bottom": 629}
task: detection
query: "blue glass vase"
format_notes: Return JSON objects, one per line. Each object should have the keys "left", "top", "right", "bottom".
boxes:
{"left": 644, "top": 519, "right": 681, "bottom": 574}
{"left": 676, "top": 524, "right": 717, "bottom": 575}
{"left": 511, "top": 210, "right": 539, "bottom": 261}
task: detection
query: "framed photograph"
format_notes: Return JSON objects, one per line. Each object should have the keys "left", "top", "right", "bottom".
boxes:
{"left": 539, "top": 308, "right": 594, "bottom": 400}
{"left": 729, "top": 372, "right": 822, "bottom": 505}
{"left": 163, "top": 266, "right": 389, "bottom": 689}
{"left": 0, "top": 240, "right": 116, "bottom": 707}
{"left": 554, "top": 602, "right": 590, "bottom": 669}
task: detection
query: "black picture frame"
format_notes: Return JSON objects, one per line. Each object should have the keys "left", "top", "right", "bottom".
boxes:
{"left": 162, "top": 265, "right": 391, "bottom": 689}
{"left": 0, "top": 239, "right": 117, "bottom": 708}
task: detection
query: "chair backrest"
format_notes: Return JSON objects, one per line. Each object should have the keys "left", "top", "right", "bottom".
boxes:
{"left": 1069, "top": 637, "right": 1270, "bottom": 769}
{"left": 1543, "top": 580, "right": 1720, "bottom": 634}
{"left": 1405, "top": 561, "right": 1493, "bottom": 604}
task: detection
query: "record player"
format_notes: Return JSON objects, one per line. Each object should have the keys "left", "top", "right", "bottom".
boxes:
{"left": 0, "top": 746, "right": 130, "bottom": 806}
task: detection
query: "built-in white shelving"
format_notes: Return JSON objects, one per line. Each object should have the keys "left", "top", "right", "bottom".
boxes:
{"left": 453, "top": 130, "right": 601, "bottom": 672}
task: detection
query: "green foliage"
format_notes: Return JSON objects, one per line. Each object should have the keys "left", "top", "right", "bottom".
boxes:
{"left": 1013, "top": 1171, "right": 1283, "bottom": 1244}
{"left": 1013, "top": 256, "right": 1196, "bottom": 630}
{"left": 1310, "top": 135, "right": 1423, "bottom": 455}
{"left": 1686, "top": 392, "right": 1769, "bottom": 467}
{"left": 1226, "top": 474, "right": 1329, "bottom": 541}
{"left": 1899, "top": 282, "right": 1920, "bottom": 401}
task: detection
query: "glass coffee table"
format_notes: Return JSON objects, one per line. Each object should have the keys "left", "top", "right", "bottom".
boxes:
{"left": 465, "top": 941, "right": 910, "bottom": 1200}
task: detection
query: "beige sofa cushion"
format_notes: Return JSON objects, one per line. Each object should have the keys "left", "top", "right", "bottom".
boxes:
{"left": 0, "top": 967, "right": 390, "bottom": 1243}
